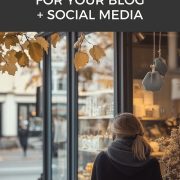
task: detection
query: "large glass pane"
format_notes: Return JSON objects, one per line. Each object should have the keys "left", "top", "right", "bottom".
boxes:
{"left": 132, "top": 32, "right": 180, "bottom": 157}
{"left": 0, "top": 60, "right": 42, "bottom": 180}
{"left": 78, "top": 32, "right": 114, "bottom": 180}
{"left": 51, "top": 34, "right": 67, "bottom": 180}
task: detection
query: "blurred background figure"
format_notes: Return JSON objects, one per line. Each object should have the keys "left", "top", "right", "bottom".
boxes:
{"left": 53, "top": 117, "right": 67, "bottom": 158}
{"left": 18, "top": 120, "right": 29, "bottom": 157}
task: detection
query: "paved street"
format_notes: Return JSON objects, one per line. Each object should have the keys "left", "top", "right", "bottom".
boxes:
{"left": 0, "top": 148, "right": 67, "bottom": 180}
{"left": 0, "top": 148, "right": 43, "bottom": 180}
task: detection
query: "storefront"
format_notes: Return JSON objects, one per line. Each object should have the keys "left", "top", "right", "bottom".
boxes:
{"left": 39, "top": 32, "right": 180, "bottom": 180}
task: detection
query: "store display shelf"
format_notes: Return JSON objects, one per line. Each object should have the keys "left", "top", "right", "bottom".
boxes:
{"left": 79, "top": 89, "right": 113, "bottom": 97}
{"left": 79, "top": 115, "right": 113, "bottom": 120}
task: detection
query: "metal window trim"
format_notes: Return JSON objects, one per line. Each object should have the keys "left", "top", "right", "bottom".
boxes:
{"left": 67, "top": 32, "right": 79, "bottom": 180}
{"left": 42, "top": 37, "right": 52, "bottom": 180}
{"left": 114, "top": 32, "right": 133, "bottom": 114}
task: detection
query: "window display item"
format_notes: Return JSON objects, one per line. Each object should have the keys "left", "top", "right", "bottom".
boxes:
{"left": 142, "top": 65, "right": 163, "bottom": 91}
{"left": 142, "top": 32, "right": 167, "bottom": 91}
{"left": 154, "top": 57, "right": 167, "bottom": 76}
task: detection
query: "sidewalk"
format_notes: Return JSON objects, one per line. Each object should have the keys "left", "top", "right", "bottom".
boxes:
{"left": 0, "top": 148, "right": 67, "bottom": 180}
{"left": 0, "top": 148, "right": 43, "bottom": 180}
{"left": 0, "top": 148, "right": 42, "bottom": 162}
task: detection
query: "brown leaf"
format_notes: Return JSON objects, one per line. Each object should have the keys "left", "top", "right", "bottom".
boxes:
{"left": 6, "top": 32, "right": 22, "bottom": 36}
{"left": 4, "top": 50, "right": 17, "bottom": 64}
{"left": 4, "top": 36, "right": 19, "bottom": 49}
{"left": 0, "top": 32, "right": 5, "bottom": 44}
{"left": 25, "top": 74, "right": 41, "bottom": 90}
{"left": 74, "top": 33, "right": 85, "bottom": 49}
{"left": 89, "top": 45, "right": 105, "bottom": 63}
{"left": 74, "top": 51, "right": 89, "bottom": 71}
{"left": 22, "top": 41, "right": 29, "bottom": 49}
{"left": 0, "top": 63, "right": 17, "bottom": 75}
{"left": 28, "top": 42, "right": 43, "bottom": 63}
{"left": 16, "top": 51, "right": 29, "bottom": 67}
{"left": 51, "top": 33, "right": 60, "bottom": 48}
{"left": 0, "top": 32, "right": 5, "bottom": 36}
{"left": 36, "top": 37, "right": 49, "bottom": 54}
{"left": 0, "top": 54, "right": 4, "bottom": 63}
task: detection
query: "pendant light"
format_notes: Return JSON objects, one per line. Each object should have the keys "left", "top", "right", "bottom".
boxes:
{"left": 154, "top": 32, "right": 168, "bottom": 76}
{"left": 142, "top": 32, "right": 164, "bottom": 91}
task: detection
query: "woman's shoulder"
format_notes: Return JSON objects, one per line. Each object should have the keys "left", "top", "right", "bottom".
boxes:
{"left": 95, "top": 151, "right": 109, "bottom": 163}
{"left": 145, "top": 156, "right": 160, "bottom": 168}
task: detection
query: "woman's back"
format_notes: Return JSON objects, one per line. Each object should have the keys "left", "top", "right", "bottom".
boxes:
{"left": 91, "top": 113, "right": 162, "bottom": 180}
{"left": 91, "top": 151, "right": 162, "bottom": 180}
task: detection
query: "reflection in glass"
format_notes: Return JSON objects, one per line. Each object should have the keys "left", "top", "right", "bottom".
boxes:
{"left": 78, "top": 32, "right": 114, "bottom": 180}
{"left": 51, "top": 36, "right": 67, "bottom": 180}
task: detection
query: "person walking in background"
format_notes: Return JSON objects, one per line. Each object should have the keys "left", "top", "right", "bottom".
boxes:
{"left": 91, "top": 113, "right": 162, "bottom": 180}
{"left": 18, "top": 120, "right": 29, "bottom": 157}
{"left": 53, "top": 116, "right": 67, "bottom": 158}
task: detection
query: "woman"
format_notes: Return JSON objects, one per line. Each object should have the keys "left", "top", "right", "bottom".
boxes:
{"left": 91, "top": 113, "right": 162, "bottom": 180}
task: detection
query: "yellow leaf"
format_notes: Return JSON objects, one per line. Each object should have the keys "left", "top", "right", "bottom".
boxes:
{"left": 22, "top": 41, "right": 29, "bottom": 49}
{"left": 1, "top": 64, "right": 17, "bottom": 76}
{"left": 74, "top": 33, "right": 85, "bottom": 49}
{"left": 0, "top": 32, "right": 5, "bottom": 44}
{"left": 0, "top": 32, "right": 5, "bottom": 36}
{"left": 28, "top": 42, "right": 43, "bottom": 63}
{"left": 74, "top": 51, "right": 89, "bottom": 71}
{"left": 4, "top": 36, "right": 19, "bottom": 49}
{"left": 4, "top": 50, "right": 17, "bottom": 64}
{"left": 89, "top": 45, "right": 105, "bottom": 63}
{"left": 0, "top": 54, "right": 4, "bottom": 63}
{"left": 36, "top": 37, "right": 49, "bottom": 54}
{"left": 51, "top": 33, "right": 60, "bottom": 48}
{"left": 6, "top": 32, "right": 22, "bottom": 36}
{"left": 16, "top": 51, "right": 29, "bottom": 67}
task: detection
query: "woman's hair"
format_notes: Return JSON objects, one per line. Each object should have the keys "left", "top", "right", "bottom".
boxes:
{"left": 111, "top": 113, "right": 152, "bottom": 160}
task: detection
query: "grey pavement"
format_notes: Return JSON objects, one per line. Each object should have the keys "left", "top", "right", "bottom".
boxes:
{"left": 0, "top": 148, "right": 43, "bottom": 180}
{"left": 0, "top": 148, "right": 67, "bottom": 180}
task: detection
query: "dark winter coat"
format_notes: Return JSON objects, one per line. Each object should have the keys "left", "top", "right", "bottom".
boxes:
{"left": 91, "top": 138, "right": 162, "bottom": 180}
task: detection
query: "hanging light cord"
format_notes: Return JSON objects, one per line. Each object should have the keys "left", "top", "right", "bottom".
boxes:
{"left": 158, "top": 32, "right": 162, "bottom": 57}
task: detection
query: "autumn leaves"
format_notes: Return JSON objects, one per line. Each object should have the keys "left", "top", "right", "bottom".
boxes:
{"left": 74, "top": 33, "right": 105, "bottom": 70}
{"left": 0, "top": 32, "right": 60, "bottom": 75}
{"left": 0, "top": 32, "right": 105, "bottom": 75}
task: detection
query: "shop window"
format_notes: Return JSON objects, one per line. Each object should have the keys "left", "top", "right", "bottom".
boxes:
{"left": 78, "top": 32, "right": 114, "bottom": 180}
{"left": 132, "top": 32, "right": 180, "bottom": 156}
{"left": 51, "top": 35, "right": 67, "bottom": 180}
